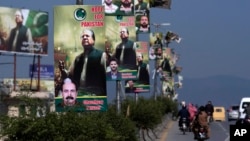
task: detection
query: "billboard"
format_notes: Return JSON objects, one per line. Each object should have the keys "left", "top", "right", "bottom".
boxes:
{"left": 0, "top": 7, "right": 48, "bottom": 55}
{"left": 134, "top": 0, "right": 150, "bottom": 34}
{"left": 102, "top": 0, "right": 135, "bottom": 16}
{"left": 105, "top": 16, "right": 137, "bottom": 81}
{"left": 54, "top": 5, "right": 107, "bottom": 112}
{"left": 150, "top": 0, "right": 172, "bottom": 9}
{"left": 149, "top": 32, "right": 164, "bottom": 60}
{"left": 124, "top": 41, "right": 150, "bottom": 93}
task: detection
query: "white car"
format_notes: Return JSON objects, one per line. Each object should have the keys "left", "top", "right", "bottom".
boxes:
{"left": 239, "top": 97, "right": 250, "bottom": 119}
{"left": 227, "top": 105, "right": 239, "bottom": 121}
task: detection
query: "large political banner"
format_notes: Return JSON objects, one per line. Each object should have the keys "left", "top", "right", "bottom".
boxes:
{"left": 54, "top": 5, "right": 107, "bottom": 112}
{"left": 102, "top": 0, "right": 135, "bottom": 16}
{"left": 134, "top": 0, "right": 150, "bottom": 34}
{"left": 149, "top": 32, "right": 164, "bottom": 60}
{"left": 0, "top": 7, "right": 48, "bottom": 55}
{"left": 124, "top": 41, "right": 150, "bottom": 93}
{"left": 150, "top": 0, "right": 172, "bottom": 9}
{"left": 105, "top": 16, "right": 137, "bottom": 81}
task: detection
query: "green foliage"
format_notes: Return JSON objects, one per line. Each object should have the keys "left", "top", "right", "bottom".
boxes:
{"left": 0, "top": 95, "right": 177, "bottom": 141}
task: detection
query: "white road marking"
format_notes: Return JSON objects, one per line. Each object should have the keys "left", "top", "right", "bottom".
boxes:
{"left": 217, "top": 122, "right": 230, "bottom": 141}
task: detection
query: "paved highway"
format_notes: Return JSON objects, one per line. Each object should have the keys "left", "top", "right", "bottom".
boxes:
{"left": 163, "top": 120, "right": 236, "bottom": 141}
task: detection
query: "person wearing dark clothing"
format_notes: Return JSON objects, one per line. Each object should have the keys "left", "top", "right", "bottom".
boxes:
{"left": 7, "top": 10, "right": 33, "bottom": 53}
{"left": 135, "top": 0, "right": 149, "bottom": 15}
{"left": 178, "top": 105, "right": 190, "bottom": 128}
{"left": 136, "top": 53, "right": 149, "bottom": 84}
{"left": 154, "top": 34, "right": 163, "bottom": 49}
{"left": 125, "top": 80, "right": 136, "bottom": 93}
{"left": 192, "top": 106, "right": 210, "bottom": 139}
{"left": 106, "top": 58, "right": 122, "bottom": 81}
{"left": 160, "top": 56, "right": 172, "bottom": 77}
{"left": 116, "top": 0, "right": 134, "bottom": 15}
{"left": 243, "top": 104, "right": 250, "bottom": 119}
{"left": 205, "top": 101, "right": 214, "bottom": 120}
{"left": 59, "top": 29, "right": 106, "bottom": 96}
{"left": 113, "top": 27, "right": 137, "bottom": 69}
{"left": 136, "top": 15, "right": 150, "bottom": 34}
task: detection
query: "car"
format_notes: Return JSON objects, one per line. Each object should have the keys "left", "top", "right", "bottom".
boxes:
{"left": 213, "top": 106, "right": 226, "bottom": 121}
{"left": 239, "top": 97, "right": 250, "bottom": 119}
{"left": 227, "top": 105, "right": 239, "bottom": 121}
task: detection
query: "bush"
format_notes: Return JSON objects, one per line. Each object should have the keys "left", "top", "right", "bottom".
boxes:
{"left": 0, "top": 96, "right": 175, "bottom": 141}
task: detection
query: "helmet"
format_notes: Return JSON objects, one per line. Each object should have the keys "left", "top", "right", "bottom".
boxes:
{"left": 199, "top": 106, "right": 205, "bottom": 111}
{"left": 181, "top": 101, "right": 186, "bottom": 107}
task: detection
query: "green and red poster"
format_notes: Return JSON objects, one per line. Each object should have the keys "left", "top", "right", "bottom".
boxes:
{"left": 124, "top": 41, "right": 150, "bottom": 93}
{"left": 54, "top": 5, "right": 107, "bottom": 112}
{"left": 105, "top": 16, "right": 137, "bottom": 81}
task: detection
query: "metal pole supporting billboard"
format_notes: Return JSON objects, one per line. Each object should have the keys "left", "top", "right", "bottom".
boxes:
{"left": 14, "top": 54, "right": 16, "bottom": 91}
{"left": 37, "top": 55, "right": 41, "bottom": 91}
{"left": 151, "top": 23, "right": 171, "bottom": 100}
{"left": 76, "top": 0, "right": 83, "bottom": 5}
{"left": 116, "top": 80, "right": 121, "bottom": 114}
{"left": 135, "top": 92, "right": 138, "bottom": 104}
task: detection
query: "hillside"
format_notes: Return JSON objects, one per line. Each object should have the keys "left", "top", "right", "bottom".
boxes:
{"left": 177, "top": 75, "right": 250, "bottom": 108}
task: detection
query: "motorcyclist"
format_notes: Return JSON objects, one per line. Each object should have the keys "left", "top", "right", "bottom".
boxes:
{"left": 205, "top": 101, "right": 214, "bottom": 121}
{"left": 177, "top": 101, "right": 190, "bottom": 130}
{"left": 235, "top": 117, "right": 250, "bottom": 126}
{"left": 193, "top": 106, "right": 210, "bottom": 139}
{"left": 188, "top": 103, "right": 198, "bottom": 122}
{"left": 244, "top": 104, "right": 250, "bottom": 119}
{"left": 188, "top": 103, "right": 197, "bottom": 131}
{"left": 236, "top": 104, "right": 250, "bottom": 125}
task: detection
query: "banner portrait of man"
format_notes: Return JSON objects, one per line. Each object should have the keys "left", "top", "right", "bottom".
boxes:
{"left": 54, "top": 5, "right": 107, "bottom": 112}
{"left": 0, "top": 7, "right": 48, "bottom": 55}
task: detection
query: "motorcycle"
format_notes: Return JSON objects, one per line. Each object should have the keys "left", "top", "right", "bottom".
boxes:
{"left": 206, "top": 112, "right": 213, "bottom": 124}
{"left": 180, "top": 117, "right": 188, "bottom": 134}
{"left": 194, "top": 125, "right": 208, "bottom": 141}
{"left": 235, "top": 116, "right": 250, "bottom": 126}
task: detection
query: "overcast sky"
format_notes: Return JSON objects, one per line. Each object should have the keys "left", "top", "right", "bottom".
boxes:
{"left": 1, "top": 0, "right": 250, "bottom": 81}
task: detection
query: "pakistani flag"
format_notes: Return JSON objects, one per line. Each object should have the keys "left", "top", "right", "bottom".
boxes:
{"left": 22, "top": 9, "right": 48, "bottom": 38}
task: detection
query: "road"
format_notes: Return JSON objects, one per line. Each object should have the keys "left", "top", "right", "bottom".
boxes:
{"left": 163, "top": 120, "right": 237, "bottom": 141}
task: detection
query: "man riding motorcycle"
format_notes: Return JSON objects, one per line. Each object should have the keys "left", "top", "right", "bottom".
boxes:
{"left": 177, "top": 102, "right": 190, "bottom": 130}
{"left": 205, "top": 101, "right": 214, "bottom": 122}
{"left": 192, "top": 106, "right": 210, "bottom": 139}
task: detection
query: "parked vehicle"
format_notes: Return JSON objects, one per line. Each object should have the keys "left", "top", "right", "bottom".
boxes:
{"left": 227, "top": 105, "right": 239, "bottom": 121}
{"left": 213, "top": 107, "right": 225, "bottom": 121}
{"left": 239, "top": 97, "right": 250, "bottom": 119}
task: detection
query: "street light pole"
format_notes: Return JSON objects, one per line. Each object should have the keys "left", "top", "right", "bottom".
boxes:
{"left": 151, "top": 23, "right": 171, "bottom": 100}
{"left": 76, "top": 0, "right": 83, "bottom": 5}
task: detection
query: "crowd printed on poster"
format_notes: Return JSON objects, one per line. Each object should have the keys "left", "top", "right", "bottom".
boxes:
{"left": 0, "top": 7, "right": 48, "bottom": 56}
{"left": 54, "top": 5, "right": 107, "bottom": 112}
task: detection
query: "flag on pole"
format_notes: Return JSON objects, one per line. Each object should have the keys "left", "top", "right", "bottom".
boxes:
{"left": 165, "top": 31, "right": 182, "bottom": 44}
{"left": 151, "top": 0, "right": 172, "bottom": 10}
